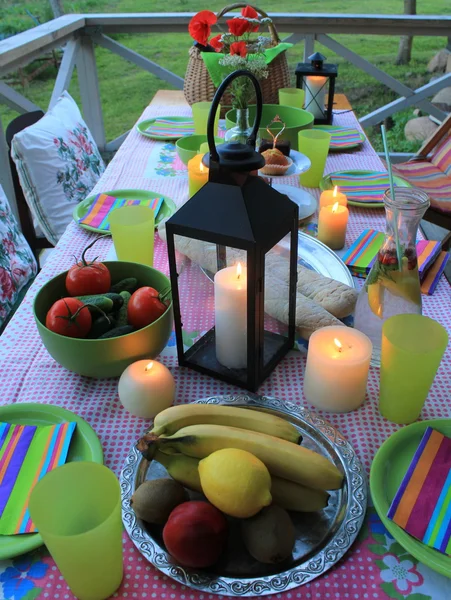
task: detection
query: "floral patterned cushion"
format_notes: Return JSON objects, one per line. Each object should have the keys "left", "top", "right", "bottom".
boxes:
{"left": 0, "top": 185, "right": 37, "bottom": 331}
{"left": 10, "top": 91, "right": 105, "bottom": 245}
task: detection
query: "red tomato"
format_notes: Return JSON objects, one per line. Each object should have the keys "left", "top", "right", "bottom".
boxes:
{"left": 128, "top": 287, "right": 167, "bottom": 329}
{"left": 66, "top": 238, "right": 111, "bottom": 296}
{"left": 46, "top": 298, "right": 92, "bottom": 338}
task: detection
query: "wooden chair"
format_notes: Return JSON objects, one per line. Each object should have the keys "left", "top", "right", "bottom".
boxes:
{"left": 5, "top": 110, "right": 54, "bottom": 266}
{"left": 391, "top": 113, "right": 451, "bottom": 242}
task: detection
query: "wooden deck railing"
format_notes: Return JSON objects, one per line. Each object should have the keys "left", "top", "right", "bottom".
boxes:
{"left": 1, "top": 12, "right": 451, "bottom": 219}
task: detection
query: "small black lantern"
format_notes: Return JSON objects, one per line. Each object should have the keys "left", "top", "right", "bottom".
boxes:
{"left": 166, "top": 70, "right": 299, "bottom": 392}
{"left": 295, "top": 52, "right": 337, "bottom": 125}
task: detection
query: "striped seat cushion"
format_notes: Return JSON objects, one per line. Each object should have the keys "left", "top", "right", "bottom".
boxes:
{"left": 431, "top": 134, "right": 451, "bottom": 176}
{"left": 392, "top": 160, "right": 451, "bottom": 216}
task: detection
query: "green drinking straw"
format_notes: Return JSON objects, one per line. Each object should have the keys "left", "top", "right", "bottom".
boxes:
{"left": 381, "top": 125, "right": 402, "bottom": 271}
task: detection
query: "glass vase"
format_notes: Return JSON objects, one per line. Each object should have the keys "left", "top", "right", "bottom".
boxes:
{"left": 353, "top": 187, "right": 430, "bottom": 366}
{"left": 224, "top": 108, "right": 254, "bottom": 145}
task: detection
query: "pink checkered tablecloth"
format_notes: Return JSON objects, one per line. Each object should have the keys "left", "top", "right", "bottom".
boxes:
{"left": 1, "top": 103, "right": 450, "bottom": 600}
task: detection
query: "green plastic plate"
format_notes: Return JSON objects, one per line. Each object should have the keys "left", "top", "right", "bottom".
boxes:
{"left": 320, "top": 170, "right": 412, "bottom": 208}
{"left": 0, "top": 403, "right": 103, "bottom": 559}
{"left": 137, "top": 117, "right": 195, "bottom": 140}
{"left": 73, "top": 189, "right": 177, "bottom": 235}
{"left": 370, "top": 419, "right": 451, "bottom": 578}
{"left": 312, "top": 125, "right": 366, "bottom": 151}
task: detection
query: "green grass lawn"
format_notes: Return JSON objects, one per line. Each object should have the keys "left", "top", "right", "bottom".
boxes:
{"left": 1, "top": 0, "right": 450, "bottom": 152}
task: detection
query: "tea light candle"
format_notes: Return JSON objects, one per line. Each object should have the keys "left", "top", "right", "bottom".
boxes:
{"left": 188, "top": 154, "right": 209, "bottom": 198}
{"left": 214, "top": 262, "right": 247, "bottom": 369}
{"left": 118, "top": 360, "right": 175, "bottom": 418}
{"left": 319, "top": 186, "right": 347, "bottom": 209}
{"left": 318, "top": 201, "right": 349, "bottom": 250}
{"left": 304, "top": 75, "right": 327, "bottom": 120}
{"left": 303, "top": 327, "right": 372, "bottom": 412}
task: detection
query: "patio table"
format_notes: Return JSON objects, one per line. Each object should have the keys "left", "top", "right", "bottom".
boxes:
{"left": 0, "top": 93, "right": 450, "bottom": 600}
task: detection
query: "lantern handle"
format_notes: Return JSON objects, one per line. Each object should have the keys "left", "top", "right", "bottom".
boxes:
{"left": 206, "top": 69, "right": 263, "bottom": 164}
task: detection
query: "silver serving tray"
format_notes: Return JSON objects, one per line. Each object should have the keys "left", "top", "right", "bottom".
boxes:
{"left": 121, "top": 395, "right": 367, "bottom": 596}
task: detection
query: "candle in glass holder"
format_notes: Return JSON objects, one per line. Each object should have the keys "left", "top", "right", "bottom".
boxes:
{"left": 118, "top": 360, "right": 175, "bottom": 418}
{"left": 214, "top": 262, "right": 247, "bottom": 369}
{"left": 318, "top": 201, "right": 349, "bottom": 250}
{"left": 305, "top": 76, "right": 327, "bottom": 120}
{"left": 319, "top": 186, "right": 347, "bottom": 209}
{"left": 188, "top": 154, "right": 209, "bottom": 198}
{"left": 303, "top": 327, "right": 372, "bottom": 412}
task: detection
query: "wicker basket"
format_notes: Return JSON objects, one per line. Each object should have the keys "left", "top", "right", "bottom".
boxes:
{"left": 183, "top": 3, "right": 291, "bottom": 116}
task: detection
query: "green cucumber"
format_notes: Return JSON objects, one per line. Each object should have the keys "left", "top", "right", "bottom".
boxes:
{"left": 110, "top": 277, "right": 138, "bottom": 294}
{"left": 116, "top": 291, "right": 131, "bottom": 327}
{"left": 88, "top": 315, "right": 114, "bottom": 339}
{"left": 102, "top": 293, "right": 124, "bottom": 312}
{"left": 76, "top": 295, "right": 114, "bottom": 313}
{"left": 98, "top": 325, "right": 134, "bottom": 339}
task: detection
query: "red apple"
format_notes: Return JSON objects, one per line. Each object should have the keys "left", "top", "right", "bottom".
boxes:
{"left": 162, "top": 501, "right": 228, "bottom": 568}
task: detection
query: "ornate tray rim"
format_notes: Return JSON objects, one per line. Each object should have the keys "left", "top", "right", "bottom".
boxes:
{"left": 120, "top": 394, "right": 367, "bottom": 597}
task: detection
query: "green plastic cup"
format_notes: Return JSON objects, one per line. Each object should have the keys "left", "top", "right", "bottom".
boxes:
{"left": 279, "top": 88, "right": 305, "bottom": 109}
{"left": 192, "top": 101, "right": 220, "bottom": 135}
{"left": 379, "top": 314, "right": 449, "bottom": 424}
{"left": 28, "top": 462, "right": 123, "bottom": 600}
{"left": 109, "top": 205, "right": 155, "bottom": 266}
{"left": 298, "top": 129, "right": 331, "bottom": 187}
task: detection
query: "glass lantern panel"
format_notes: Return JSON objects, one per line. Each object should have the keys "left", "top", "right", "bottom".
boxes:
{"left": 303, "top": 75, "right": 329, "bottom": 121}
{"left": 262, "top": 234, "right": 293, "bottom": 370}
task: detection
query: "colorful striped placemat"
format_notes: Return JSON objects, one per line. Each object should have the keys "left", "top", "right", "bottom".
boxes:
{"left": 387, "top": 427, "right": 451, "bottom": 556}
{"left": 79, "top": 194, "right": 164, "bottom": 231}
{"left": 144, "top": 118, "right": 195, "bottom": 138}
{"left": 315, "top": 126, "right": 364, "bottom": 149}
{"left": 0, "top": 422, "right": 76, "bottom": 535}
{"left": 330, "top": 171, "right": 392, "bottom": 203}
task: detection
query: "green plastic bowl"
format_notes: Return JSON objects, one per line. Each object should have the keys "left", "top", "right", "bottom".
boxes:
{"left": 33, "top": 262, "right": 173, "bottom": 379}
{"left": 225, "top": 105, "right": 314, "bottom": 151}
{"left": 176, "top": 134, "right": 224, "bottom": 165}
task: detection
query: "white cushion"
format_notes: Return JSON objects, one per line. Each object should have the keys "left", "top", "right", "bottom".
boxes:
{"left": 0, "top": 185, "right": 37, "bottom": 330}
{"left": 10, "top": 91, "right": 105, "bottom": 245}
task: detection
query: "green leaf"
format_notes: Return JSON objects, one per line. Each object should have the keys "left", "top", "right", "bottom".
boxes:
{"left": 372, "top": 533, "right": 387, "bottom": 544}
{"left": 21, "top": 588, "right": 42, "bottom": 600}
{"left": 367, "top": 543, "right": 388, "bottom": 555}
{"left": 375, "top": 558, "right": 387, "bottom": 569}
{"left": 388, "top": 541, "right": 412, "bottom": 556}
{"left": 407, "top": 595, "right": 432, "bottom": 600}
{"left": 380, "top": 582, "right": 405, "bottom": 600}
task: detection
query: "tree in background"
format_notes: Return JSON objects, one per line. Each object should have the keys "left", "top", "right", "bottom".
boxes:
{"left": 396, "top": 0, "right": 416, "bottom": 65}
{"left": 49, "top": 0, "right": 64, "bottom": 18}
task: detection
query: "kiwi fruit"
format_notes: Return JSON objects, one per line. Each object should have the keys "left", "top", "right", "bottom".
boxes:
{"left": 131, "top": 478, "right": 189, "bottom": 524}
{"left": 241, "top": 505, "right": 295, "bottom": 564}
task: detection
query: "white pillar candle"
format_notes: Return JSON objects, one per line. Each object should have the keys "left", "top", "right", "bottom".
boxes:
{"left": 304, "top": 75, "right": 327, "bottom": 120}
{"left": 319, "top": 186, "right": 347, "bottom": 209}
{"left": 318, "top": 201, "right": 349, "bottom": 250}
{"left": 214, "top": 262, "right": 247, "bottom": 369}
{"left": 303, "top": 327, "right": 372, "bottom": 412}
{"left": 118, "top": 360, "right": 175, "bottom": 418}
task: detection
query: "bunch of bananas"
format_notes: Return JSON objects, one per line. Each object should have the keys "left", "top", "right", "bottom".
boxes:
{"left": 137, "top": 404, "right": 344, "bottom": 512}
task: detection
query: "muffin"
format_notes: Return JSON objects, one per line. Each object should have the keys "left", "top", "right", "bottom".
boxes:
{"left": 260, "top": 148, "right": 292, "bottom": 176}
{"left": 259, "top": 138, "right": 291, "bottom": 157}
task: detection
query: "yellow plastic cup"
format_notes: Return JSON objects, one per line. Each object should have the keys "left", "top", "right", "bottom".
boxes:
{"left": 109, "top": 205, "right": 155, "bottom": 266}
{"left": 379, "top": 314, "right": 449, "bottom": 424}
{"left": 192, "top": 101, "right": 220, "bottom": 135}
{"left": 298, "top": 129, "right": 331, "bottom": 188}
{"left": 279, "top": 88, "right": 305, "bottom": 109}
{"left": 28, "top": 462, "right": 123, "bottom": 600}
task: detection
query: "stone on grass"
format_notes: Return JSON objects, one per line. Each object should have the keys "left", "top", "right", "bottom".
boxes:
{"left": 427, "top": 49, "right": 451, "bottom": 73}
{"left": 447, "top": 55, "right": 451, "bottom": 74}
{"left": 405, "top": 117, "right": 438, "bottom": 142}
{"left": 432, "top": 87, "right": 451, "bottom": 111}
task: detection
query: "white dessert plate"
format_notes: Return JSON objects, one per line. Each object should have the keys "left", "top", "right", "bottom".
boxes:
{"left": 272, "top": 184, "right": 317, "bottom": 221}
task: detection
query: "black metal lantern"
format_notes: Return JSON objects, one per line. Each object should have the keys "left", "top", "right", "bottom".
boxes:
{"left": 295, "top": 52, "right": 337, "bottom": 125}
{"left": 166, "top": 70, "right": 299, "bottom": 392}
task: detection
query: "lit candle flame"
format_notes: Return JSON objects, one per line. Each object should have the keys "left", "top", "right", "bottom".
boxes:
{"left": 333, "top": 186, "right": 338, "bottom": 197}
{"left": 236, "top": 262, "right": 242, "bottom": 280}
{"left": 332, "top": 201, "right": 339, "bottom": 213}
{"left": 145, "top": 361, "right": 154, "bottom": 372}
{"left": 199, "top": 161, "right": 205, "bottom": 173}
{"left": 334, "top": 338, "right": 343, "bottom": 352}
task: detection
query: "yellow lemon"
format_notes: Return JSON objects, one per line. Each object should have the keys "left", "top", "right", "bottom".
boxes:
{"left": 367, "top": 282, "right": 383, "bottom": 318}
{"left": 199, "top": 448, "right": 272, "bottom": 518}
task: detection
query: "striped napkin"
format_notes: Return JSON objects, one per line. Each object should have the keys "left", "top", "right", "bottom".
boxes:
{"left": 330, "top": 171, "right": 393, "bottom": 203}
{"left": 79, "top": 194, "right": 164, "bottom": 231}
{"left": 421, "top": 252, "right": 450, "bottom": 295}
{"left": 0, "top": 422, "right": 76, "bottom": 535}
{"left": 387, "top": 427, "right": 451, "bottom": 555}
{"left": 316, "top": 127, "right": 363, "bottom": 149}
{"left": 342, "top": 229, "right": 384, "bottom": 277}
{"left": 144, "top": 118, "right": 195, "bottom": 138}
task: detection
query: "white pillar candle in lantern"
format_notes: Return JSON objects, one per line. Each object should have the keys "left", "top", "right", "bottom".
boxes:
{"left": 304, "top": 75, "right": 327, "bottom": 120}
{"left": 303, "top": 326, "right": 372, "bottom": 412}
{"left": 214, "top": 262, "right": 247, "bottom": 369}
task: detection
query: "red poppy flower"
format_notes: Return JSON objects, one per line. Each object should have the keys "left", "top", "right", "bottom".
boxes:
{"left": 209, "top": 34, "right": 224, "bottom": 52}
{"left": 230, "top": 41, "right": 248, "bottom": 58}
{"left": 241, "top": 5, "right": 259, "bottom": 31}
{"left": 189, "top": 10, "right": 217, "bottom": 46}
{"left": 227, "top": 18, "right": 250, "bottom": 37}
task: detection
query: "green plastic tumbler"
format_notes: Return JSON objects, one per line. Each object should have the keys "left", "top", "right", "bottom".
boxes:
{"left": 298, "top": 129, "right": 331, "bottom": 187}
{"left": 109, "top": 205, "right": 155, "bottom": 266}
{"left": 379, "top": 314, "right": 448, "bottom": 424}
{"left": 279, "top": 88, "right": 305, "bottom": 109}
{"left": 192, "top": 101, "right": 220, "bottom": 135}
{"left": 28, "top": 462, "right": 123, "bottom": 600}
